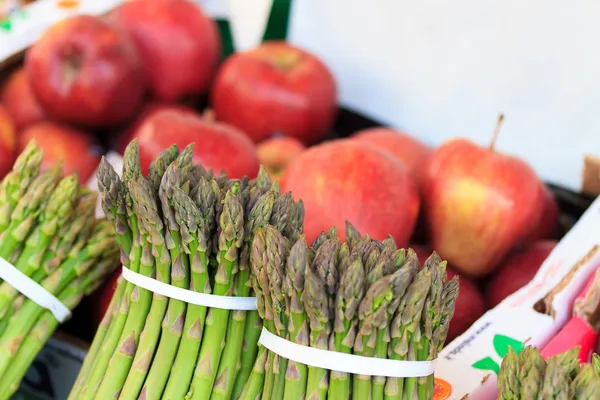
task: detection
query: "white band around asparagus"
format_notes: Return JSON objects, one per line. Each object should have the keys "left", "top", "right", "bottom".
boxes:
{"left": 0, "top": 256, "right": 71, "bottom": 323}
{"left": 258, "top": 327, "right": 436, "bottom": 378}
{"left": 121, "top": 266, "right": 258, "bottom": 310}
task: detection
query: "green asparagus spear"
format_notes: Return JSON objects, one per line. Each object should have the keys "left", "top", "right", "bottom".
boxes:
{"left": 517, "top": 346, "right": 546, "bottom": 400}
{"left": 303, "top": 269, "right": 332, "bottom": 400}
{"left": 571, "top": 363, "right": 600, "bottom": 399}
{"left": 188, "top": 186, "right": 244, "bottom": 400}
{"left": 540, "top": 346, "right": 580, "bottom": 399}
{"left": 593, "top": 353, "right": 600, "bottom": 376}
{"left": 0, "top": 164, "right": 62, "bottom": 259}
{"left": 345, "top": 221, "right": 362, "bottom": 251}
{"left": 328, "top": 256, "right": 366, "bottom": 400}
{"left": 0, "top": 140, "right": 43, "bottom": 234}
{"left": 140, "top": 154, "right": 196, "bottom": 400}
{"left": 371, "top": 261, "right": 418, "bottom": 400}
{"left": 211, "top": 190, "right": 275, "bottom": 400}
{"left": 163, "top": 177, "right": 219, "bottom": 400}
{"left": 0, "top": 174, "right": 79, "bottom": 317}
{"left": 498, "top": 347, "right": 521, "bottom": 400}
{"left": 148, "top": 144, "right": 179, "bottom": 192}
{"left": 282, "top": 236, "right": 312, "bottom": 400}
{"left": 384, "top": 265, "right": 432, "bottom": 400}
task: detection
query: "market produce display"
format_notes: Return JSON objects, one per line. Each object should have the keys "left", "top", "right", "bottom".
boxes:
{"left": 240, "top": 222, "right": 458, "bottom": 400}
{"left": 498, "top": 346, "right": 600, "bottom": 399}
{"left": 70, "top": 140, "right": 304, "bottom": 400}
{"left": 0, "top": 140, "right": 120, "bottom": 400}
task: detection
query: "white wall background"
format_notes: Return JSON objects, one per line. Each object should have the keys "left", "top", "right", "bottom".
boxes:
{"left": 282, "top": 0, "right": 600, "bottom": 191}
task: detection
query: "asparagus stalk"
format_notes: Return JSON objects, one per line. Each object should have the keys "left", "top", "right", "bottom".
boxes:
{"left": 384, "top": 265, "right": 432, "bottom": 400}
{"left": 345, "top": 221, "right": 362, "bottom": 251}
{"left": 571, "top": 363, "right": 600, "bottom": 399}
{"left": 265, "top": 225, "right": 291, "bottom": 400}
{"left": 239, "top": 228, "right": 270, "bottom": 400}
{"left": 0, "top": 219, "right": 118, "bottom": 377}
{"left": 148, "top": 144, "right": 179, "bottom": 193}
{"left": 540, "top": 347, "right": 580, "bottom": 399}
{"left": 163, "top": 177, "right": 219, "bottom": 400}
{"left": 211, "top": 190, "right": 275, "bottom": 400}
{"left": 79, "top": 143, "right": 143, "bottom": 399}
{"left": 188, "top": 186, "right": 244, "bottom": 400}
{"left": 69, "top": 275, "right": 125, "bottom": 400}
{"left": 0, "top": 254, "right": 118, "bottom": 400}
{"left": 371, "top": 260, "right": 418, "bottom": 400}
{"left": 517, "top": 346, "right": 547, "bottom": 400}
{"left": 0, "top": 164, "right": 62, "bottom": 259}
{"left": 282, "top": 236, "right": 312, "bottom": 400}
{"left": 408, "top": 254, "right": 445, "bottom": 399}
{"left": 328, "top": 256, "right": 365, "bottom": 400}
{"left": 140, "top": 151, "right": 196, "bottom": 400}
{"left": 498, "top": 347, "right": 521, "bottom": 400}
{"left": 0, "top": 174, "right": 79, "bottom": 317}
{"left": 593, "top": 353, "right": 600, "bottom": 375}
{"left": 0, "top": 140, "right": 43, "bottom": 234}
{"left": 303, "top": 269, "right": 332, "bottom": 400}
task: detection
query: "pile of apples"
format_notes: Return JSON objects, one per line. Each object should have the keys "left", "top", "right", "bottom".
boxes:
{"left": 0, "top": 0, "right": 561, "bottom": 343}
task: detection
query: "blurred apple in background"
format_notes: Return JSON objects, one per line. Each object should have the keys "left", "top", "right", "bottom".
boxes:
{"left": 486, "top": 240, "right": 557, "bottom": 308}
{"left": 19, "top": 122, "right": 101, "bottom": 182}
{"left": 523, "top": 186, "right": 560, "bottom": 244}
{"left": 281, "top": 140, "right": 419, "bottom": 246}
{"left": 26, "top": 15, "right": 145, "bottom": 128}
{"left": 110, "top": 0, "right": 221, "bottom": 102}
{"left": 423, "top": 116, "right": 546, "bottom": 277}
{"left": 257, "top": 136, "right": 305, "bottom": 181}
{"left": 412, "top": 244, "right": 486, "bottom": 343}
{"left": 212, "top": 41, "right": 337, "bottom": 144}
{"left": 115, "top": 102, "right": 198, "bottom": 153}
{"left": 1, "top": 68, "right": 46, "bottom": 131}
{"left": 0, "top": 105, "right": 16, "bottom": 179}
{"left": 131, "top": 109, "right": 259, "bottom": 178}
{"left": 351, "top": 127, "right": 432, "bottom": 189}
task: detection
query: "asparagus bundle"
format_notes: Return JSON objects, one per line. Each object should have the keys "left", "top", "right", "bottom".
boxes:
{"left": 241, "top": 221, "right": 459, "bottom": 400}
{"left": 498, "top": 346, "right": 600, "bottom": 399}
{"left": 0, "top": 141, "right": 120, "bottom": 400}
{"left": 70, "top": 140, "right": 304, "bottom": 400}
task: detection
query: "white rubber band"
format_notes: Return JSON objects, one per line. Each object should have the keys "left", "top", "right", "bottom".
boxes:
{"left": 259, "top": 327, "right": 436, "bottom": 378}
{"left": 121, "top": 266, "right": 258, "bottom": 310}
{"left": 0, "top": 257, "right": 71, "bottom": 323}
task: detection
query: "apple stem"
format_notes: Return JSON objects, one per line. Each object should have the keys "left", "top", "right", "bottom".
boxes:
{"left": 203, "top": 108, "right": 216, "bottom": 123}
{"left": 489, "top": 114, "right": 505, "bottom": 152}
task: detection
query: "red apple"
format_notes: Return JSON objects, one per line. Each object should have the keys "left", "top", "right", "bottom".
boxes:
{"left": 352, "top": 127, "right": 432, "bottom": 188}
{"left": 26, "top": 15, "right": 145, "bottom": 128}
{"left": 411, "top": 244, "right": 486, "bottom": 343}
{"left": 281, "top": 139, "right": 419, "bottom": 246}
{"left": 19, "top": 122, "right": 101, "bottom": 182}
{"left": 1, "top": 67, "right": 46, "bottom": 131}
{"left": 132, "top": 109, "right": 259, "bottom": 178}
{"left": 257, "top": 137, "right": 306, "bottom": 181}
{"left": 423, "top": 117, "right": 546, "bottom": 277}
{"left": 0, "top": 105, "right": 16, "bottom": 179}
{"left": 110, "top": 0, "right": 221, "bottom": 102}
{"left": 115, "top": 102, "right": 197, "bottom": 154}
{"left": 523, "top": 186, "right": 560, "bottom": 244}
{"left": 486, "top": 240, "right": 557, "bottom": 308}
{"left": 211, "top": 41, "right": 337, "bottom": 144}
{"left": 95, "top": 269, "right": 120, "bottom": 324}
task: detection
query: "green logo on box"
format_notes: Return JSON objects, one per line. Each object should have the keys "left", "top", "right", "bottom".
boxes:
{"left": 471, "top": 334, "right": 524, "bottom": 374}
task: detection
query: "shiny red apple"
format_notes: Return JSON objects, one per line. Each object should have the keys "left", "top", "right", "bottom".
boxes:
{"left": 257, "top": 136, "right": 305, "bottom": 181}
{"left": 110, "top": 0, "right": 221, "bottom": 101}
{"left": 26, "top": 15, "right": 145, "bottom": 127}
{"left": 131, "top": 108, "right": 259, "bottom": 178}
{"left": 523, "top": 186, "right": 560, "bottom": 244}
{"left": 1, "top": 67, "right": 46, "bottom": 131}
{"left": 412, "top": 244, "right": 486, "bottom": 343}
{"left": 486, "top": 240, "right": 557, "bottom": 308}
{"left": 211, "top": 41, "right": 337, "bottom": 144}
{"left": 19, "top": 122, "right": 101, "bottom": 182}
{"left": 281, "top": 139, "right": 419, "bottom": 247}
{"left": 352, "top": 127, "right": 432, "bottom": 188}
{"left": 423, "top": 117, "right": 546, "bottom": 277}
